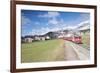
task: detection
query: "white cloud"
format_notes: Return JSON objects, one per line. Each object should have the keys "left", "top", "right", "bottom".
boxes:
{"left": 38, "top": 11, "right": 64, "bottom": 25}
{"left": 48, "top": 18, "right": 59, "bottom": 25}
{"left": 48, "top": 17, "right": 65, "bottom": 26}
{"left": 31, "top": 26, "right": 62, "bottom": 35}
{"left": 21, "top": 16, "right": 32, "bottom": 25}
{"left": 31, "top": 27, "right": 50, "bottom": 35}
{"left": 80, "top": 13, "right": 90, "bottom": 21}
{"left": 38, "top": 11, "right": 60, "bottom": 18}
{"left": 47, "top": 12, "right": 60, "bottom": 18}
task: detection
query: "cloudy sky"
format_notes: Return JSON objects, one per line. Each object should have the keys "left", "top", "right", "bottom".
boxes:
{"left": 21, "top": 10, "right": 90, "bottom": 36}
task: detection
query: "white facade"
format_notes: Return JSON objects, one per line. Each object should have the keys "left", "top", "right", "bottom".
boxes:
{"left": 24, "top": 38, "right": 33, "bottom": 43}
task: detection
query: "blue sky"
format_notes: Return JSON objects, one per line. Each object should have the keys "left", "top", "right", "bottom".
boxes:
{"left": 21, "top": 10, "right": 90, "bottom": 36}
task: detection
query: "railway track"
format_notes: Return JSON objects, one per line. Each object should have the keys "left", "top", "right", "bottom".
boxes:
{"left": 64, "top": 40, "right": 89, "bottom": 60}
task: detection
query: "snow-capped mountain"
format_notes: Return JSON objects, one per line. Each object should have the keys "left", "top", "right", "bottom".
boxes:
{"left": 76, "top": 20, "right": 90, "bottom": 31}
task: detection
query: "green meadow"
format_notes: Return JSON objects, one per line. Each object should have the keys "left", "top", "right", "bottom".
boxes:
{"left": 81, "top": 34, "right": 90, "bottom": 49}
{"left": 21, "top": 39, "right": 65, "bottom": 63}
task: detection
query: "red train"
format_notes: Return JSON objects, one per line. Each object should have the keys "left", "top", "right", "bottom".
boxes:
{"left": 63, "top": 36, "right": 82, "bottom": 44}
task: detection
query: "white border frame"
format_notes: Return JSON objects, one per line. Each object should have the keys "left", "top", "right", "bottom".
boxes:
{"left": 16, "top": 4, "right": 94, "bottom": 69}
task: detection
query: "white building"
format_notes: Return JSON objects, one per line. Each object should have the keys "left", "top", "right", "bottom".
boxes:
{"left": 24, "top": 37, "right": 33, "bottom": 43}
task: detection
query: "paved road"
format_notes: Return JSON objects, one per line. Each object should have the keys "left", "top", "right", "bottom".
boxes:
{"left": 64, "top": 40, "right": 89, "bottom": 60}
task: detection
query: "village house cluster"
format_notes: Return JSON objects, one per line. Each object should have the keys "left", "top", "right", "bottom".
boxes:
{"left": 21, "top": 35, "right": 50, "bottom": 43}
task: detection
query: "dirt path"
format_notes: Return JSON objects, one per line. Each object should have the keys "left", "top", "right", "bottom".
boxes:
{"left": 64, "top": 40, "right": 89, "bottom": 60}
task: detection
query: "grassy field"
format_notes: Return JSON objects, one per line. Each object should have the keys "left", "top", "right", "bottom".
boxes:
{"left": 81, "top": 34, "right": 90, "bottom": 49}
{"left": 21, "top": 39, "right": 65, "bottom": 63}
